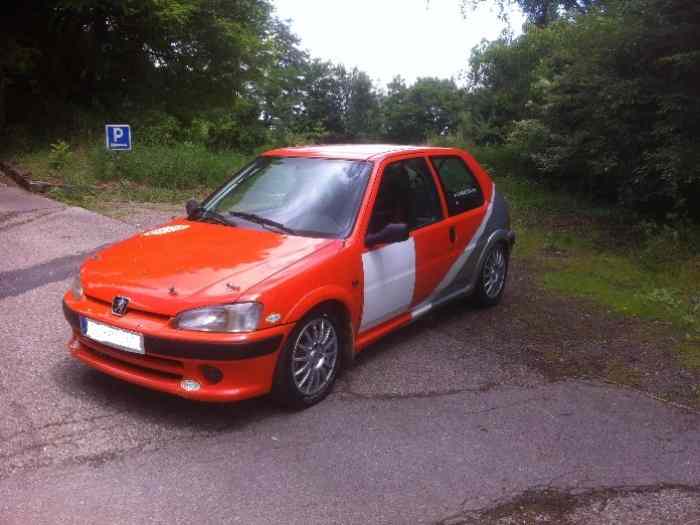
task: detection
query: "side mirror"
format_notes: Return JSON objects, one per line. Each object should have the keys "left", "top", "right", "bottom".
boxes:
{"left": 186, "top": 199, "right": 200, "bottom": 217}
{"left": 366, "top": 223, "right": 409, "bottom": 248}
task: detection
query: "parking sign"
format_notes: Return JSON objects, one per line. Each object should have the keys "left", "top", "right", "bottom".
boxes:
{"left": 105, "top": 124, "right": 132, "bottom": 151}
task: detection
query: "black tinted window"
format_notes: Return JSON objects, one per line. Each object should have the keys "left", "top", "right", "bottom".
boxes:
{"left": 368, "top": 158, "right": 443, "bottom": 234}
{"left": 431, "top": 156, "right": 484, "bottom": 215}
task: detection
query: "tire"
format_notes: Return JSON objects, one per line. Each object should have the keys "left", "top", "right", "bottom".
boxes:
{"left": 271, "top": 308, "right": 342, "bottom": 409}
{"left": 474, "top": 242, "right": 509, "bottom": 307}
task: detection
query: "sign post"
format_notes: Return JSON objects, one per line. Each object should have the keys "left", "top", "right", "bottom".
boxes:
{"left": 105, "top": 124, "right": 132, "bottom": 151}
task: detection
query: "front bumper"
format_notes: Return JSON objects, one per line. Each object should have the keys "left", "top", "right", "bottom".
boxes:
{"left": 63, "top": 294, "right": 292, "bottom": 402}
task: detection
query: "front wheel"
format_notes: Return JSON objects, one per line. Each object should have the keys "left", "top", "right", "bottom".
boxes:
{"left": 474, "top": 242, "right": 509, "bottom": 307}
{"left": 271, "top": 309, "right": 342, "bottom": 409}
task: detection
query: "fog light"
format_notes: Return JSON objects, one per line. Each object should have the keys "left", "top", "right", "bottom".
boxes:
{"left": 180, "top": 379, "right": 201, "bottom": 392}
{"left": 200, "top": 365, "right": 223, "bottom": 385}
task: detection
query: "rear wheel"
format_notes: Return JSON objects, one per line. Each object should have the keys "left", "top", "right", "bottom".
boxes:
{"left": 474, "top": 242, "right": 509, "bottom": 307}
{"left": 271, "top": 308, "right": 342, "bottom": 409}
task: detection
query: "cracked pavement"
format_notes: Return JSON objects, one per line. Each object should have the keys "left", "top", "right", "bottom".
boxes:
{"left": 0, "top": 187, "right": 698, "bottom": 524}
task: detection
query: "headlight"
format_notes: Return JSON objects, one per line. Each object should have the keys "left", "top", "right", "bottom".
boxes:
{"left": 71, "top": 274, "right": 84, "bottom": 299}
{"left": 172, "top": 303, "right": 263, "bottom": 333}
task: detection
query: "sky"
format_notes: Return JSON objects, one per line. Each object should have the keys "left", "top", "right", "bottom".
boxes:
{"left": 272, "top": 0, "right": 524, "bottom": 89}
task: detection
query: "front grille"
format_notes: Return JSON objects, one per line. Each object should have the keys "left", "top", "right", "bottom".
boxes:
{"left": 82, "top": 345, "right": 183, "bottom": 382}
{"left": 79, "top": 337, "right": 184, "bottom": 379}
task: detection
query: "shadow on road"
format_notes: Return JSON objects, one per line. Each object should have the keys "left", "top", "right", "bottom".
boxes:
{"left": 52, "top": 360, "right": 283, "bottom": 431}
{"left": 49, "top": 289, "right": 500, "bottom": 431}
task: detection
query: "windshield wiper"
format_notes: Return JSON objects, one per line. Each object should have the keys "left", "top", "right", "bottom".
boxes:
{"left": 228, "top": 211, "right": 296, "bottom": 235}
{"left": 189, "top": 207, "right": 235, "bottom": 227}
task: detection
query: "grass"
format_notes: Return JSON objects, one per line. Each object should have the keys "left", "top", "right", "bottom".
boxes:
{"left": 15, "top": 140, "right": 252, "bottom": 209}
{"left": 494, "top": 174, "right": 700, "bottom": 370}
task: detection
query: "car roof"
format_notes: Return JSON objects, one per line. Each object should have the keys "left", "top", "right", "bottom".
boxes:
{"left": 262, "top": 144, "right": 462, "bottom": 161}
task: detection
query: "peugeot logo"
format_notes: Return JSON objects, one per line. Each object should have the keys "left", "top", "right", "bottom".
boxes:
{"left": 111, "top": 296, "right": 130, "bottom": 316}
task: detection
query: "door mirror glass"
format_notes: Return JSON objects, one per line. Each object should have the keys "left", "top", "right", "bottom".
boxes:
{"left": 366, "top": 222, "right": 409, "bottom": 248}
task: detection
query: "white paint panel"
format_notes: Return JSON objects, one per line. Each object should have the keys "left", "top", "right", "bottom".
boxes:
{"left": 360, "top": 238, "right": 416, "bottom": 332}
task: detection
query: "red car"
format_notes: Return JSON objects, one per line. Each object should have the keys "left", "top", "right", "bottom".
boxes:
{"left": 63, "top": 145, "right": 514, "bottom": 408}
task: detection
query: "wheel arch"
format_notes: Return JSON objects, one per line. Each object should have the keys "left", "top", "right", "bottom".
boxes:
{"left": 468, "top": 228, "right": 514, "bottom": 291}
{"left": 285, "top": 288, "right": 356, "bottom": 368}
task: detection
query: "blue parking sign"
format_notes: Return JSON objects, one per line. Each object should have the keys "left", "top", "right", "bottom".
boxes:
{"left": 105, "top": 124, "right": 132, "bottom": 151}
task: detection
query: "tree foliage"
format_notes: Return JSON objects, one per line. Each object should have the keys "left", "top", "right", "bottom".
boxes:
{"left": 0, "top": 0, "right": 273, "bottom": 123}
{"left": 465, "top": 0, "right": 700, "bottom": 217}
{"left": 1, "top": 0, "right": 698, "bottom": 219}
{"left": 463, "top": 0, "right": 602, "bottom": 26}
{"left": 384, "top": 76, "right": 463, "bottom": 143}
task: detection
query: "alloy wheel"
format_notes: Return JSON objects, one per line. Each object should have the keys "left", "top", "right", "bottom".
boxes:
{"left": 291, "top": 317, "right": 339, "bottom": 396}
{"left": 482, "top": 245, "right": 507, "bottom": 299}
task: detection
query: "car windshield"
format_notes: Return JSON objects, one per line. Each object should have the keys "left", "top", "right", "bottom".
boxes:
{"left": 201, "top": 156, "right": 372, "bottom": 238}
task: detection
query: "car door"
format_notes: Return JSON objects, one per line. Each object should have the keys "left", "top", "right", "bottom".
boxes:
{"left": 359, "top": 156, "right": 453, "bottom": 331}
{"left": 426, "top": 154, "right": 488, "bottom": 301}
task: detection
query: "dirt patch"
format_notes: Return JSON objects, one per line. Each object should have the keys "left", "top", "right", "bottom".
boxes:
{"left": 0, "top": 170, "right": 19, "bottom": 187}
{"left": 419, "top": 256, "right": 700, "bottom": 409}
{"left": 443, "top": 485, "right": 700, "bottom": 525}
{"left": 503, "top": 260, "right": 699, "bottom": 406}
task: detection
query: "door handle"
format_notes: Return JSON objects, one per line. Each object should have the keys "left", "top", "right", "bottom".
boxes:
{"left": 449, "top": 226, "right": 456, "bottom": 243}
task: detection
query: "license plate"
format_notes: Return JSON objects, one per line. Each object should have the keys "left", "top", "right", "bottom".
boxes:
{"left": 81, "top": 317, "right": 144, "bottom": 355}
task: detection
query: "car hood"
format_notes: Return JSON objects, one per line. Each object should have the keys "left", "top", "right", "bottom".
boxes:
{"left": 81, "top": 219, "right": 333, "bottom": 316}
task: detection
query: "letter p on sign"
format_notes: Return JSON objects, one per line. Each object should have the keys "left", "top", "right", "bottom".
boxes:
{"left": 105, "top": 124, "right": 132, "bottom": 151}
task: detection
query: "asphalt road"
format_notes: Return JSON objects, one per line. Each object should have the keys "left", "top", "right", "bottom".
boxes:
{"left": 0, "top": 185, "right": 698, "bottom": 524}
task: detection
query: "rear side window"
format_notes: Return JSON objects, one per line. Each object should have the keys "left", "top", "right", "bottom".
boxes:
{"left": 430, "top": 156, "right": 484, "bottom": 215}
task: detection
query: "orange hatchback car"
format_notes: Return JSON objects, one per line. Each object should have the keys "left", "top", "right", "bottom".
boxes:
{"left": 63, "top": 145, "right": 514, "bottom": 408}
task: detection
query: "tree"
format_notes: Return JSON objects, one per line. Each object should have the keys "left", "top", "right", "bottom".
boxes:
{"left": 465, "top": 0, "right": 700, "bottom": 216}
{"left": 290, "top": 61, "right": 381, "bottom": 141}
{"left": 384, "top": 76, "right": 463, "bottom": 143}
{"left": 256, "top": 17, "right": 310, "bottom": 132}
{"left": 0, "top": 0, "right": 275, "bottom": 128}
{"left": 465, "top": 29, "right": 556, "bottom": 143}
{"left": 340, "top": 69, "right": 383, "bottom": 140}
{"left": 462, "top": 0, "right": 602, "bottom": 26}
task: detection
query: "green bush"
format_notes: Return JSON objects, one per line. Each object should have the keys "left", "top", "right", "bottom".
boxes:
{"left": 134, "top": 111, "right": 183, "bottom": 146}
{"left": 48, "top": 140, "right": 72, "bottom": 171}
{"left": 424, "top": 133, "right": 521, "bottom": 179}
{"left": 265, "top": 126, "right": 329, "bottom": 149}
{"left": 204, "top": 102, "right": 269, "bottom": 152}
{"left": 469, "top": 144, "right": 521, "bottom": 179}
{"left": 91, "top": 143, "right": 249, "bottom": 190}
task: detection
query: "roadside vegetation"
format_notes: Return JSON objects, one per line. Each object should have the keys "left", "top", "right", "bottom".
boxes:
{"left": 428, "top": 141, "right": 700, "bottom": 375}
{"left": 495, "top": 171, "right": 700, "bottom": 372}
{"left": 1, "top": 1, "right": 698, "bottom": 374}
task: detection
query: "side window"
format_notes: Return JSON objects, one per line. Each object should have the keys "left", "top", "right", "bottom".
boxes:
{"left": 430, "top": 156, "right": 484, "bottom": 215}
{"left": 368, "top": 158, "right": 443, "bottom": 234}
